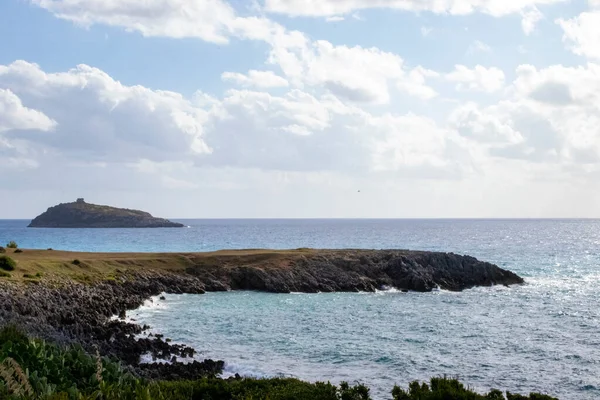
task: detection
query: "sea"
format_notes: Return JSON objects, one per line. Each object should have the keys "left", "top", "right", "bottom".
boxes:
{"left": 1, "top": 218, "right": 599, "bottom": 399}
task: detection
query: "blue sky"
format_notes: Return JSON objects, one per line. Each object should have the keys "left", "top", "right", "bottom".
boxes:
{"left": 1, "top": 0, "right": 600, "bottom": 218}
{"left": 0, "top": 1, "right": 584, "bottom": 96}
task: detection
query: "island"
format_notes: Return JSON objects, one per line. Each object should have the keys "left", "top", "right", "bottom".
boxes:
{"left": 27, "top": 198, "right": 185, "bottom": 228}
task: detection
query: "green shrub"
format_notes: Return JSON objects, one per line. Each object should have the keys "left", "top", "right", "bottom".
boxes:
{"left": 152, "top": 378, "right": 366, "bottom": 400}
{"left": 0, "top": 247, "right": 5, "bottom": 254}
{"left": 0, "top": 256, "right": 16, "bottom": 271}
{"left": 22, "top": 273, "right": 41, "bottom": 279}
{"left": 0, "top": 326, "right": 138, "bottom": 399}
{"left": 0, "top": 270, "right": 10, "bottom": 278}
{"left": 72, "top": 259, "right": 82, "bottom": 266}
{"left": 14, "top": 249, "right": 23, "bottom": 254}
{"left": 6, "top": 241, "right": 17, "bottom": 249}
{"left": 391, "top": 377, "right": 558, "bottom": 400}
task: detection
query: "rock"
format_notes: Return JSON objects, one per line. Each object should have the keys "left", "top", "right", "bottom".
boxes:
{"left": 185, "top": 250, "right": 524, "bottom": 293}
{"left": 28, "top": 199, "right": 184, "bottom": 228}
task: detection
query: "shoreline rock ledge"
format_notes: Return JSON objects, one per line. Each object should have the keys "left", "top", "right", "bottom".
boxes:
{"left": 28, "top": 198, "right": 184, "bottom": 228}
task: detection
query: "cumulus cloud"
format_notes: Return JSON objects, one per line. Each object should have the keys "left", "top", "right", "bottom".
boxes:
{"left": 521, "top": 6, "right": 543, "bottom": 35}
{"left": 558, "top": 11, "right": 600, "bottom": 60}
{"left": 221, "top": 70, "right": 289, "bottom": 88}
{"left": 451, "top": 63, "right": 600, "bottom": 165}
{"left": 0, "top": 60, "right": 211, "bottom": 163}
{"left": 449, "top": 102, "right": 524, "bottom": 144}
{"left": 0, "top": 61, "right": 469, "bottom": 179}
{"left": 263, "top": 0, "right": 566, "bottom": 17}
{"left": 268, "top": 39, "right": 437, "bottom": 104}
{"left": 0, "top": 88, "right": 56, "bottom": 133}
{"left": 445, "top": 65, "right": 505, "bottom": 93}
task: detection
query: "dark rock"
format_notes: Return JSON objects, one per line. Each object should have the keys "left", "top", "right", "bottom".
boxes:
{"left": 185, "top": 250, "right": 524, "bottom": 293}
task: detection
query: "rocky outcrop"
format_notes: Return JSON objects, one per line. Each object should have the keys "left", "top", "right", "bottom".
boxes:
{"left": 185, "top": 250, "right": 524, "bottom": 293}
{"left": 28, "top": 199, "right": 184, "bottom": 228}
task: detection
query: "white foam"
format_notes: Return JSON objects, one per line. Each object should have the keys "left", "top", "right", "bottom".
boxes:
{"left": 108, "top": 293, "right": 170, "bottom": 329}
{"left": 375, "top": 287, "right": 403, "bottom": 294}
{"left": 138, "top": 351, "right": 197, "bottom": 365}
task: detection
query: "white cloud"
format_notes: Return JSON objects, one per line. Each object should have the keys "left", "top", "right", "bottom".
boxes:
{"left": 30, "top": 0, "right": 278, "bottom": 43}
{"left": 30, "top": 0, "right": 438, "bottom": 105}
{"left": 221, "top": 70, "right": 289, "bottom": 88}
{"left": 200, "top": 88, "right": 466, "bottom": 176}
{"left": 0, "top": 61, "right": 469, "bottom": 180}
{"left": 449, "top": 102, "right": 524, "bottom": 144}
{"left": 264, "top": 0, "right": 567, "bottom": 17}
{"left": 0, "top": 60, "right": 211, "bottom": 163}
{"left": 326, "top": 16, "right": 345, "bottom": 22}
{"left": 421, "top": 26, "right": 433, "bottom": 37}
{"left": 268, "top": 39, "right": 437, "bottom": 104}
{"left": 521, "top": 6, "right": 543, "bottom": 35}
{"left": 558, "top": 12, "right": 600, "bottom": 60}
{"left": 0, "top": 88, "right": 56, "bottom": 133}
{"left": 451, "top": 63, "right": 600, "bottom": 165}
{"left": 445, "top": 65, "right": 505, "bottom": 93}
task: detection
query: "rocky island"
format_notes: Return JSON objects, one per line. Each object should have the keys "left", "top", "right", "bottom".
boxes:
{"left": 28, "top": 198, "right": 184, "bottom": 228}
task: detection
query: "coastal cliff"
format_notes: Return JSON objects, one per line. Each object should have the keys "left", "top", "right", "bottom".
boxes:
{"left": 28, "top": 199, "right": 184, "bottom": 228}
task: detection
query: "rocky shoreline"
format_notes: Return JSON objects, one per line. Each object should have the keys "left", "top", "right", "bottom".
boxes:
{"left": 0, "top": 249, "right": 524, "bottom": 381}
{"left": 0, "top": 272, "right": 221, "bottom": 380}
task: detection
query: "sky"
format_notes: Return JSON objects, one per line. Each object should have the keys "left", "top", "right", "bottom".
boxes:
{"left": 1, "top": 0, "right": 600, "bottom": 218}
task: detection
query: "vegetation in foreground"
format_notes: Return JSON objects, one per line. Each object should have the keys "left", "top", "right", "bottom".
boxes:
{"left": 0, "top": 256, "right": 16, "bottom": 272}
{"left": 0, "top": 326, "right": 558, "bottom": 400}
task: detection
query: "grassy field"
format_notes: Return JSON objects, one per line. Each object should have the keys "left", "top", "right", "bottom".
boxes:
{"left": 0, "top": 247, "right": 317, "bottom": 283}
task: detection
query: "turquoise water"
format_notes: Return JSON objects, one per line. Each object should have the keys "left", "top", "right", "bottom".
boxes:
{"left": 2, "top": 219, "right": 600, "bottom": 398}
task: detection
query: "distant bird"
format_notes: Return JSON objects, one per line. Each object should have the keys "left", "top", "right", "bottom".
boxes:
{"left": 357, "top": 190, "right": 361, "bottom": 193}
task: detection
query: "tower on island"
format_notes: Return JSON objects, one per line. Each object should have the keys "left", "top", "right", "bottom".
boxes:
{"left": 76, "top": 198, "right": 85, "bottom": 203}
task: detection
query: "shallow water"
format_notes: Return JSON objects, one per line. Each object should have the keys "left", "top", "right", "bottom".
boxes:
{"left": 3, "top": 218, "right": 600, "bottom": 398}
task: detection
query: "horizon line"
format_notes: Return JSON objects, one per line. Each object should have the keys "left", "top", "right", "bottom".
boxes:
{"left": 3, "top": 217, "right": 600, "bottom": 221}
